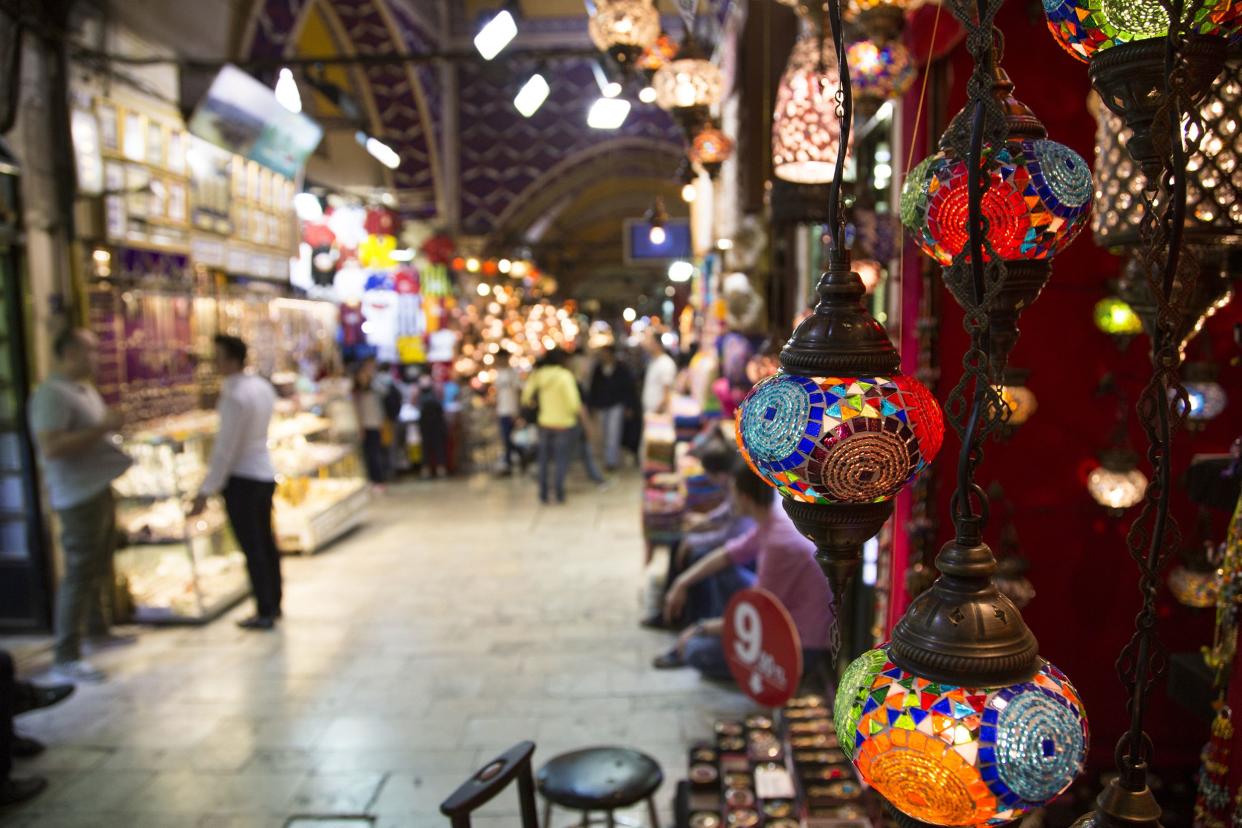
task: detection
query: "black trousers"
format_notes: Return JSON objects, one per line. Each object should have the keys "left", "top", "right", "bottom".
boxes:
{"left": 1, "top": 650, "right": 13, "bottom": 781}
{"left": 223, "top": 477, "right": 282, "bottom": 619}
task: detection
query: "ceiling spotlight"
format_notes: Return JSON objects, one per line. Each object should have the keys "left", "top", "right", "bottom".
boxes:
{"left": 357, "top": 131, "right": 400, "bottom": 169}
{"left": 645, "top": 196, "right": 669, "bottom": 245}
{"left": 514, "top": 72, "right": 550, "bottom": 117}
{"left": 587, "top": 97, "right": 631, "bottom": 129}
{"left": 275, "top": 68, "right": 301, "bottom": 114}
{"left": 474, "top": 7, "right": 518, "bottom": 60}
{"left": 622, "top": 307, "right": 637, "bottom": 322}
{"left": 668, "top": 260, "right": 694, "bottom": 282}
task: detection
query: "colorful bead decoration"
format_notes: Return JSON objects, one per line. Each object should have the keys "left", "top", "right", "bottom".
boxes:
{"left": 735, "top": 373, "right": 943, "bottom": 505}
{"left": 1043, "top": 0, "right": 1242, "bottom": 63}
{"left": 901, "top": 139, "right": 1093, "bottom": 265}
{"left": 847, "top": 40, "right": 917, "bottom": 103}
{"left": 835, "top": 646, "right": 1089, "bottom": 826}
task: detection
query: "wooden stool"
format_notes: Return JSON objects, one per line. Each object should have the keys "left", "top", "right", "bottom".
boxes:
{"left": 537, "top": 746, "right": 664, "bottom": 827}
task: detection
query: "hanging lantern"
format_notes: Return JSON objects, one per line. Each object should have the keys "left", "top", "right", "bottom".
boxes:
{"left": 1044, "top": 0, "right": 1238, "bottom": 182}
{"left": 1087, "top": 447, "right": 1149, "bottom": 515}
{"left": 1091, "top": 58, "right": 1242, "bottom": 252}
{"left": 995, "top": 366, "right": 1038, "bottom": 437}
{"left": 636, "top": 31, "right": 678, "bottom": 82}
{"left": 588, "top": 0, "right": 661, "bottom": 67}
{"left": 688, "top": 123, "right": 734, "bottom": 178}
{"left": 1093, "top": 295, "right": 1143, "bottom": 342}
{"left": 901, "top": 60, "right": 1093, "bottom": 372}
{"left": 1116, "top": 254, "right": 1238, "bottom": 358}
{"left": 773, "top": 19, "right": 853, "bottom": 184}
{"left": 847, "top": 39, "right": 916, "bottom": 115}
{"left": 652, "top": 32, "right": 724, "bottom": 124}
{"left": 835, "top": 646, "right": 1087, "bottom": 826}
{"left": 735, "top": 252, "right": 944, "bottom": 603}
{"left": 846, "top": 0, "right": 913, "bottom": 42}
{"left": 1178, "top": 361, "right": 1228, "bottom": 427}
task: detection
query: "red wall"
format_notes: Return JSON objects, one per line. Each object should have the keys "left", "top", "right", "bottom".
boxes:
{"left": 906, "top": 1, "right": 1242, "bottom": 776}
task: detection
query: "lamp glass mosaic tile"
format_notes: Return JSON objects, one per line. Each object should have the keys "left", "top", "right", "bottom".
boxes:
{"left": 1043, "top": 0, "right": 1242, "bottom": 62}
{"left": 834, "top": 646, "right": 1089, "bottom": 826}
{"left": 735, "top": 373, "right": 943, "bottom": 505}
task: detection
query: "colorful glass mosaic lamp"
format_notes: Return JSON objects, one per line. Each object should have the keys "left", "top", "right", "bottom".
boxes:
{"left": 652, "top": 29, "right": 724, "bottom": 134}
{"left": 1043, "top": 0, "right": 1239, "bottom": 183}
{"left": 772, "top": 15, "right": 852, "bottom": 185}
{"left": 588, "top": 0, "right": 661, "bottom": 68}
{"left": 847, "top": 39, "right": 917, "bottom": 116}
{"left": 837, "top": 8, "right": 1089, "bottom": 826}
{"left": 901, "top": 46, "right": 1094, "bottom": 374}
{"left": 737, "top": 0, "right": 944, "bottom": 620}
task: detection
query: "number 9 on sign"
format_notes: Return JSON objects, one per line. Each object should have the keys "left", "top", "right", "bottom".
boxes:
{"left": 732, "top": 600, "right": 762, "bottom": 664}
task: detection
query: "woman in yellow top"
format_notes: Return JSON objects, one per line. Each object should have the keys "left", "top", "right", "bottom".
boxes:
{"left": 521, "top": 349, "right": 582, "bottom": 504}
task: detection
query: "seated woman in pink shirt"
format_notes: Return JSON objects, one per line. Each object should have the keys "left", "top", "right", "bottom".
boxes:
{"left": 656, "top": 465, "right": 833, "bottom": 681}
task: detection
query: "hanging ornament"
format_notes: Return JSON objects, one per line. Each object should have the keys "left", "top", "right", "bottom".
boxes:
{"left": 1179, "top": 361, "right": 1229, "bottom": 428}
{"left": 688, "top": 122, "right": 735, "bottom": 177}
{"left": 772, "top": 17, "right": 853, "bottom": 184}
{"left": 636, "top": 31, "right": 678, "bottom": 82}
{"left": 651, "top": 30, "right": 724, "bottom": 129}
{"left": 1088, "top": 447, "right": 1149, "bottom": 515}
{"left": 846, "top": 0, "right": 912, "bottom": 42}
{"left": 995, "top": 366, "right": 1038, "bottom": 438}
{"left": 588, "top": 0, "right": 662, "bottom": 67}
{"left": 901, "top": 57, "right": 1093, "bottom": 372}
{"left": 847, "top": 39, "right": 916, "bottom": 115}
{"left": 1093, "top": 294, "right": 1144, "bottom": 345}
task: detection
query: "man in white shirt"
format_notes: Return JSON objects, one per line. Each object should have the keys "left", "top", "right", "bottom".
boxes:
{"left": 642, "top": 333, "right": 677, "bottom": 415}
{"left": 190, "top": 335, "right": 280, "bottom": 630}
{"left": 493, "top": 353, "right": 522, "bottom": 473}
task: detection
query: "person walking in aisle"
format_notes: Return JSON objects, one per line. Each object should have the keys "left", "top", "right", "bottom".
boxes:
{"left": 641, "top": 332, "right": 677, "bottom": 415}
{"left": 521, "top": 349, "right": 582, "bottom": 504}
{"left": 353, "top": 359, "right": 388, "bottom": 490}
{"left": 416, "top": 374, "right": 449, "bottom": 478}
{"left": 190, "top": 335, "right": 281, "bottom": 631}
{"left": 29, "top": 329, "right": 134, "bottom": 684}
{"left": 588, "top": 346, "right": 635, "bottom": 471}
{"left": 493, "top": 353, "right": 522, "bottom": 474}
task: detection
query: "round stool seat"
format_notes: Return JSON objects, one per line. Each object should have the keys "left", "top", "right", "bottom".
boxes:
{"left": 537, "top": 747, "right": 664, "bottom": 811}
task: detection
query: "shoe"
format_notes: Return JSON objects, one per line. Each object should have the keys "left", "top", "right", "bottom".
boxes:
{"left": 236, "top": 615, "right": 276, "bottom": 630}
{"left": 11, "top": 735, "right": 44, "bottom": 758}
{"left": 47, "top": 660, "right": 105, "bottom": 684}
{"left": 14, "top": 682, "right": 74, "bottom": 716}
{"left": 83, "top": 632, "right": 138, "bottom": 654}
{"left": 0, "top": 776, "right": 47, "bottom": 807}
{"left": 652, "top": 651, "right": 685, "bottom": 670}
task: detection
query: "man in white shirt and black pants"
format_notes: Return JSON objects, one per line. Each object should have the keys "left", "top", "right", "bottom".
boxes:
{"left": 190, "top": 335, "right": 280, "bottom": 630}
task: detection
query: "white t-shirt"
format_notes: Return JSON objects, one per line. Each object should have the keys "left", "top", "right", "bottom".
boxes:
{"left": 642, "top": 353, "right": 677, "bottom": 414}
{"left": 494, "top": 368, "right": 521, "bottom": 417}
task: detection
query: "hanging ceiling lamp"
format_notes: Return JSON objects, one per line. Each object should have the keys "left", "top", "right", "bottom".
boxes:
{"left": 588, "top": 0, "right": 661, "bottom": 67}
{"left": 996, "top": 366, "right": 1038, "bottom": 438}
{"left": 652, "top": 30, "right": 724, "bottom": 132}
{"left": 847, "top": 39, "right": 916, "bottom": 115}
{"left": 901, "top": 54, "right": 1093, "bottom": 372}
{"left": 677, "top": 158, "right": 698, "bottom": 203}
{"left": 1116, "top": 254, "right": 1238, "bottom": 358}
{"left": 735, "top": 251, "right": 944, "bottom": 612}
{"left": 1178, "top": 361, "right": 1228, "bottom": 428}
{"left": 1043, "top": 0, "right": 1238, "bottom": 183}
{"left": 688, "top": 121, "right": 735, "bottom": 178}
{"left": 645, "top": 196, "right": 669, "bottom": 245}
{"left": 1093, "top": 294, "right": 1143, "bottom": 345}
{"left": 636, "top": 31, "right": 678, "bottom": 83}
{"left": 845, "top": 0, "right": 913, "bottom": 42}
{"left": 1088, "top": 447, "right": 1149, "bottom": 514}
{"left": 773, "top": 17, "right": 853, "bottom": 184}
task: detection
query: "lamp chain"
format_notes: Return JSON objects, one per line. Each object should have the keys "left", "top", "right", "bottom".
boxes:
{"left": 1112, "top": 0, "right": 1207, "bottom": 787}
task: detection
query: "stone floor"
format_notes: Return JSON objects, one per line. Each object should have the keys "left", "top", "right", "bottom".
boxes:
{"left": 0, "top": 472, "right": 755, "bottom": 827}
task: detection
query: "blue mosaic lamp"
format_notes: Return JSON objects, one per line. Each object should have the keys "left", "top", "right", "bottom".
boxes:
{"left": 735, "top": 251, "right": 943, "bottom": 602}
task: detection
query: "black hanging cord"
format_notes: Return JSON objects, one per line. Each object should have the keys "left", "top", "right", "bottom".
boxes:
{"left": 825, "top": 0, "right": 852, "bottom": 253}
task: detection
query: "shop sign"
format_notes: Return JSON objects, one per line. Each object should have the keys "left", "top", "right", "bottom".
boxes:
{"left": 722, "top": 587, "right": 802, "bottom": 707}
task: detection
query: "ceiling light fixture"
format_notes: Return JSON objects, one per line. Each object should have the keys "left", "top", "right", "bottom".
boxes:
{"left": 356, "top": 132, "right": 401, "bottom": 170}
{"left": 474, "top": 6, "right": 518, "bottom": 61}
{"left": 588, "top": 0, "right": 661, "bottom": 67}
{"left": 514, "top": 72, "right": 550, "bottom": 117}
{"left": 668, "top": 260, "right": 694, "bottom": 282}
{"left": 274, "top": 68, "right": 301, "bottom": 113}
{"left": 587, "top": 96, "right": 631, "bottom": 129}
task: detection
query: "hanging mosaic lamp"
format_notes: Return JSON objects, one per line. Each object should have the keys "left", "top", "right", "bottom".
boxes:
{"left": 637, "top": 31, "right": 678, "bottom": 82}
{"left": 1116, "top": 254, "right": 1238, "bottom": 358}
{"left": 847, "top": 39, "right": 916, "bottom": 116}
{"left": 589, "top": 0, "right": 661, "bottom": 67}
{"left": 735, "top": 251, "right": 944, "bottom": 603}
{"left": 996, "top": 366, "right": 1038, "bottom": 438}
{"left": 1093, "top": 295, "right": 1143, "bottom": 344}
{"left": 652, "top": 30, "right": 724, "bottom": 132}
{"left": 1088, "top": 447, "right": 1149, "bottom": 515}
{"left": 1178, "top": 361, "right": 1229, "bottom": 427}
{"left": 846, "top": 0, "right": 912, "bottom": 42}
{"left": 772, "top": 18, "right": 853, "bottom": 185}
{"left": 901, "top": 59, "right": 1093, "bottom": 372}
{"left": 1043, "top": 0, "right": 1238, "bottom": 183}
{"left": 688, "top": 122, "right": 735, "bottom": 178}
{"left": 1091, "top": 57, "right": 1242, "bottom": 252}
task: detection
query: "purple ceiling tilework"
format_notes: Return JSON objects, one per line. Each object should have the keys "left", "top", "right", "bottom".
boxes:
{"left": 457, "top": 57, "right": 682, "bottom": 233}
{"left": 387, "top": 0, "right": 443, "bottom": 175}
{"left": 247, "top": 0, "right": 314, "bottom": 63}
{"left": 331, "top": 0, "right": 438, "bottom": 215}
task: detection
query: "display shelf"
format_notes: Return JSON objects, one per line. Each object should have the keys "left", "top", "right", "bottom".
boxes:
{"left": 274, "top": 442, "right": 354, "bottom": 479}
{"left": 274, "top": 478, "right": 369, "bottom": 555}
{"left": 117, "top": 530, "right": 249, "bottom": 624}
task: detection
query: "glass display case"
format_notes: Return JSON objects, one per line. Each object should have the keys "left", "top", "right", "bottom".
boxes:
{"left": 112, "top": 390, "right": 367, "bottom": 623}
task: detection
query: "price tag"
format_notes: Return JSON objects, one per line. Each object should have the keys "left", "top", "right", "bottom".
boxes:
{"left": 722, "top": 587, "right": 802, "bottom": 707}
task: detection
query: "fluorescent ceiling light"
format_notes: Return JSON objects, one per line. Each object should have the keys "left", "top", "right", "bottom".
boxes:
{"left": 587, "top": 97, "right": 631, "bottom": 129}
{"left": 293, "top": 192, "right": 323, "bottom": 221}
{"left": 514, "top": 73, "right": 550, "bottom": 117}
{"left": 475, "top": 10, "right": 517, "bottom": 60}
{"left": 275, "top": 68, "right": 301, "bottom": 113}
{"left": 668, "top": 260, "right": 694, "bottom": 282}
{"left": 357, "top": 131, "right": 400, "bottom": 169}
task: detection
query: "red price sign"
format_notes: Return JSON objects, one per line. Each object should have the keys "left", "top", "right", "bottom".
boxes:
{"left": 722, "top": 587, "right": 803, "bottom": 707}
